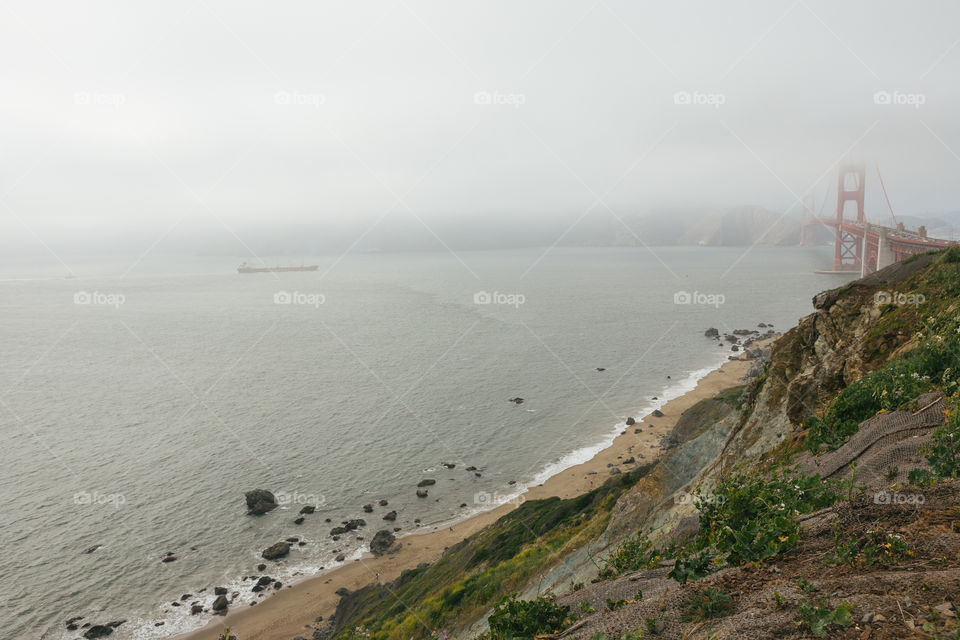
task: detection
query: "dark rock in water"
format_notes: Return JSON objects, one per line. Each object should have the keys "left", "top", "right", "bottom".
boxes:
{"left": 257, "top": 576, "right": 274, "bottom": 586}
{"left": 261, "top": 541, "right": 290, "bottom": 560}
{"left": 83, "top": 625, "right": 114, "bottom": 639}
{"left": 508, "top": 397, "right": 524, "bottom": 404}
{"left": 170, "top": 602, "right": 180, "bottom": 607}
{"left": 212, "top": 595, "right": 228, "bottom": 612}
{"left": 723, "top": 334, "right": 739, "bottom": 343}
{"left": 625, "top": 417, "right": 635, "bottom": 426}
{"left": 299, "top": 505, "right": 315, "bottom": 515}
{"left": 330, "top": 526, "right": 348, "bottom": 536}
{"left": 417, "top": 479, "right": 436, "bottom": 487}
{"left": 345, "top": 519, "right": 366, "bottom": 529}
{"left": 758, "top": 322, "right": 767, "bottom": 328}
{"left": 107, "top": 620, "right": 125, "bottom": 628}
{"left": 245, "top": 489, "right": 278, "bottom": 515}
{"left": 190, "top": 604, "right": 203, "bottom": 615}
{"left": 257, "top": 563, "right": 266, "bottom": 571}
{"left": 393, "top": 527, "right": 401, "bottom": 532}
{"left": 475, "top": 472, "right": 482, "bottom": 477}
{"left": 324, "top": 518, "right": 331, "bottom": 523}
{"left": 507, "top": 480, "right": 516, "bottom": 485}
{"left": 161, "top": 556, "right": 177, "bottom": 563}
{"left": 652, "top": 396, "right": 658, "bottom": 400}
{"left": 285, "top": 537, "right": 299, "bottom": 543}
{"left": 335, "top": 554, "right": 346, "bottom": 562}
{"left": 251, "top": 584, "right": 265, "bottom": 593}
{"left": 460, "top": 503, "right": 467, "bottom": 508}
{"left": 465, "top": 466, "right": 477, "bottom": 471}
{"left": 416, "top": 489, "right": 428, "bottom": 498}
{"left": 67, "top": 624, "right": 79, "bottom": 631}
{"left": 442, "top": 462, "right": 456, "bottom": 469}
{"left": 382, "top": 510, "right": 397, "bottom": 521}
{"left": 704, "top": 327, "right": 719, "bottom": 338}
{"left": 362, "top": 503, "right": 373, "bottom": 513}
{"left": 652, "top": 409, "right": 665, "bottom": 418}
{"left": 294, "top": 517, "right": 305, "bottom": 525}
{"left": 273, "top": 581, "right": 282, "bottom": 589}
{"left": 83, "top": 544, "right": 102, "bottom": 554}
{"left": 214, "top": 586, "right": 227, "bottom": 595}
{"left": 67, "top": 616, "right": 85, "bottom": 627}
{"left": 370, "top": 530, "right": 400, "bottom": 556}
{"left": 332, "top": 535, "right": 340, "bottom": 541}
{"left": 733, "top": 329, "right": 751, "bottom": 335}
{"left": 731, "top": 345, "right": 740, "bottom": 351}
{"left": 180, "top": 594, "right": 192, "bottom": 601}
{"left": 298, "top": 541, "right": 306, "bottom": 546}
{"left": 378, "top": 499, "right": 388, "bottom": 506}
{"left": 596, "top": 367, "right": 605, "bottom": 371}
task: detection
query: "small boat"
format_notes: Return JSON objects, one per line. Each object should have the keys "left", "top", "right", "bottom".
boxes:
{"left": 237, "top": 262, "right": 319, "bottom": 274}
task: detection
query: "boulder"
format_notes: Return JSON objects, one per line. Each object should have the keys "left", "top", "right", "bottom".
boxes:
{"left": 508, "top": 397, "right": 524, "bottom": 404}
{"left": 261, "top": 542, "right": 290, "bottom": 560}
{"left": 704, "top": 327, "right": 719, "bottom": 338}
{"left": 298, "top": 505, "right": 315, "bottom": 515}
{"left": 417, "top": 479, "right": 436, "bottom": 487}
{"left": 378, "top": 499, "right": 388, "bottom": 506}
{"left": 383, "top": 510, "right": 397, "bottom": 521}
{"left": 294, "top": 517, "right": 305, "bottom": 525}
{"left": 190, "top": 605, "right": 203, "bottom": 615}
{"left": 416, "top": 489, "right": 428, "bottom": 498}
{"left": 212, "top": 595, "right": 228, "bottom": 612}
{"left": 214, "top": 586, "right": 227, "bottom": 595}
{"left": 362, "top": 504, "right": 373, "bottom": 513}
{"left": 652, "top": 409, "right": 665, "bottom": 418}
{"left": 370, "top": 530, "right": 400, "bottom": 556}
{"left": 83, "top": 626, "right": 114, "bottom": 639}
{"left": 625, "top": 417, "right": 635, "bottom": 426}
{"left": 245, "top": 489, "right": 278, "bottom": 515}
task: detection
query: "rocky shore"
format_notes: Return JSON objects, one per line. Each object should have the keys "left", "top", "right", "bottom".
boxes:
{"left": 164, "top": 329, "right": 775, "bottom": 640}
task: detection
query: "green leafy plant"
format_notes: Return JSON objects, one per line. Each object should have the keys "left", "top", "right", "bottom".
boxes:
{"left": 577, "top": 600, "right": 595, "bottom": 615}
{"left": 217, "top": 629, "right": 238, "bottom": 640}
{"left": 796, "top": 578, "right": 817, "bottom": 593}
{"left": 606, "top": 597, "right": 627, "bottom": 611}
{"left": 797, "top": 599, "right": 853, "bottom": 637}
{"left": 681, "top": 587, "right": 734, "bottom": 622}
{"left": 600, "top": 531, "right": 664, "bottom": 578}
{"left": 487, "top": 595, "right": 571, "bottom": 640}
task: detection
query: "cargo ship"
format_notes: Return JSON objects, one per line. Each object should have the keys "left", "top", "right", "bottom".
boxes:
{"left": 237, "top": 262, "right": 319, "bottom": 274}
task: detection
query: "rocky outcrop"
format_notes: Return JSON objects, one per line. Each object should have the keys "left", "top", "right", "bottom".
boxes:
{"left": 370, "top": 530, "right": 401, "bottom": 556}
{"left": 261, "top": 541, "right": 290, "bottom": 560}
{"left": 245, "top": 489, "right": 278, "bottom": 515}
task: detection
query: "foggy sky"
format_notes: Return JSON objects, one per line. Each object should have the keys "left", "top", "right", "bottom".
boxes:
{"left": 2, "top": 0, "right": 959, "bottom": 255}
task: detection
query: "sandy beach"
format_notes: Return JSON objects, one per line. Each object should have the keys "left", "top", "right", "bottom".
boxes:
{"left": 180, "top": 351, "right": 758, "bottom": 640}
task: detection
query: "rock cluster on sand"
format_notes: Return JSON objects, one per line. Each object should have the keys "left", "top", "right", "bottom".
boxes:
{"left": 245, "top": 489, "right": 278, "bottom": 515}
{"left": 370, "top": 530, "right": 401, "bottom": 556}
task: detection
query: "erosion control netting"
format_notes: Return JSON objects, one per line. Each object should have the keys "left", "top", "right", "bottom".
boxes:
{"left": 553, "top": 393, "right": 957, "bottom": 640}
{"left": 796, "top": 391, "right": 947, "bottom": 490}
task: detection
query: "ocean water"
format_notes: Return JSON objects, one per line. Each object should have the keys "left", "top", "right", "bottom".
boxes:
{"left": 0, "top": 247, "right": 853, "bottom": 640}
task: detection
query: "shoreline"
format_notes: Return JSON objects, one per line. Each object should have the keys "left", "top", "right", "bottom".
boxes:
{"left": 178, "top": 349, "right": 760, "bottom": 640}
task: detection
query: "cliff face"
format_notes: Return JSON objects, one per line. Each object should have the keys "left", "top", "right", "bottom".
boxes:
{"left": 521, "top": 252, "right": 948, "bottom": 610}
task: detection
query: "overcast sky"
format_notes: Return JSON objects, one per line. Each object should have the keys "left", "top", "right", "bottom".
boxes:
{"left": 2, "top": 0, "right": 959, "bottom": 254}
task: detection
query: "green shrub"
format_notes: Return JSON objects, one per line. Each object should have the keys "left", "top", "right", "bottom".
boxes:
{"left": 600, "top": 531, "right": 664, "bottom": 578}
{"left": 927, "top": 408, "right": 960, "bottom": 478}
{"left": 487, "top": 595, "right": 571, "bottom": 640}
{"left": 797, "top": 599, "right": 853, "bottom": 637}
{"left": 693, "top": 472, "right": 837, "bottom": 567}
{"left": 681, "top": 587, "right": 733, "bottom": 622}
